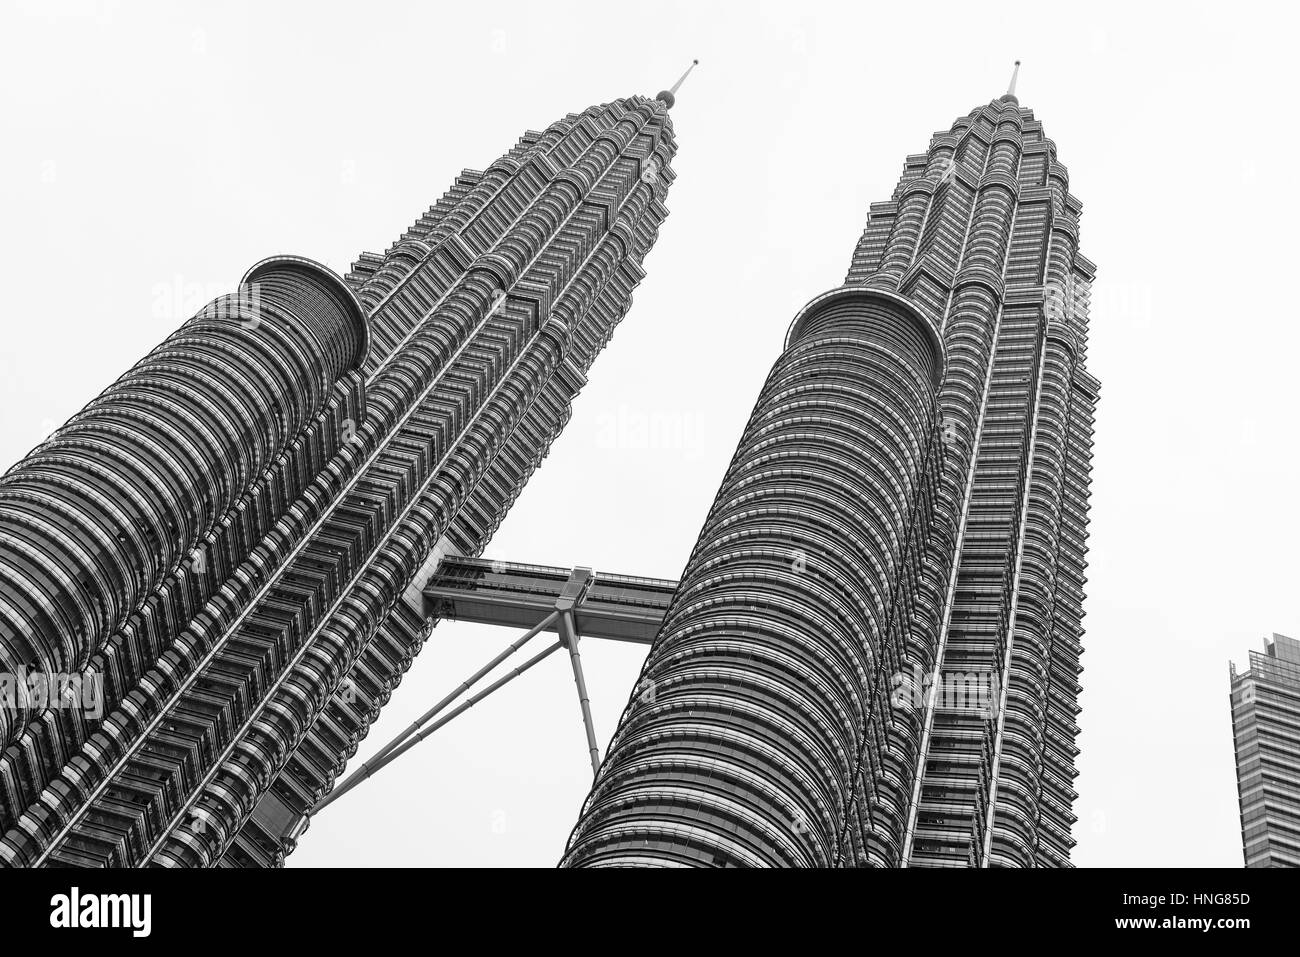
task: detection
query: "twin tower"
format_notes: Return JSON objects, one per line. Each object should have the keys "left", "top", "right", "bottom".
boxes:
{"left": 0, "top": 67, "right": 1096, "bottom": 868}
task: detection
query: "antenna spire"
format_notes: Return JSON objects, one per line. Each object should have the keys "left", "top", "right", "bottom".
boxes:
{"left": 1002, "top": 60, "right": 1021, "bottom": 102}
{"left": 656, "top": 59, "right": 699, "bottom": 110}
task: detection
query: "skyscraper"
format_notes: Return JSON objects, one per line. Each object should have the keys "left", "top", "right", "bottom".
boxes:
{"left": 1230, "top": 633, "right": 1300, "bottom": 867}
{"left": 563, "top": 67, "right": 1098, "bottom": 868}
{"left": 0, "top": 88, "right": 681, "bottom": 867}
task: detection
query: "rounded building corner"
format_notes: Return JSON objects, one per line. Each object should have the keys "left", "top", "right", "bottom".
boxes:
{"left": 242, "top": 254, "right": 372, "bottom": 372}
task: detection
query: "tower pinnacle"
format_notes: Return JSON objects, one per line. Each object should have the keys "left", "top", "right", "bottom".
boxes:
{"left": 656, "top": 59, "right": 699, "bottom": 109}
{"left": 1001, "top": 59, "right": 1021, "bottom": 103}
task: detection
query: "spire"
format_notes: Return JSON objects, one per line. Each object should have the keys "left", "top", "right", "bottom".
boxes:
{"left": 1001, "top": 60, "right": 1021, "bottom": 104}
{"left": 656, "top": 59, "right": 699, "bottom": 110}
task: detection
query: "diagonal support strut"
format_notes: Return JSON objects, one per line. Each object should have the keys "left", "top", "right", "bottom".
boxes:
{"left": 314, "top": 639, "right": 564, "bottom": 813}
{"left": 559, "top": 609, "right": 601, "bottom": 777}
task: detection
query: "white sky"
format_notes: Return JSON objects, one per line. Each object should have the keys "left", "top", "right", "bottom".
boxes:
{"left": 3, "top": 0, "right": 1296, "bottom": 868}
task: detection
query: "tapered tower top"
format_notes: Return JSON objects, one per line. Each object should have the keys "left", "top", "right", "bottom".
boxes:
{"left": 656, "top": 59, "right": 699, "bottom": 109}
{"left": 1000, "top": 60, "right": 1022, "bottom": 104}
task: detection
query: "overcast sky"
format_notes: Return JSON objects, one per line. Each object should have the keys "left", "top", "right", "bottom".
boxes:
{"left": 3, "top": 0, "right": 1296, "bottom": 868}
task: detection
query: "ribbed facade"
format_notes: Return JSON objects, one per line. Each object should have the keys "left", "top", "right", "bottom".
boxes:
{"left": 563, "top": 90, "right": 1097, "bottom": 868}
{"left": 0, "top": 93, "right": 678, "bottom": 867}
{"left": 1230, "top": 634, "right": 1300, "bottom": 867}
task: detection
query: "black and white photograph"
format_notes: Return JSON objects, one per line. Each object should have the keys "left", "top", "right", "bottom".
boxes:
{"left": 0, "top": 0, "right": 1293, "bottom": 940}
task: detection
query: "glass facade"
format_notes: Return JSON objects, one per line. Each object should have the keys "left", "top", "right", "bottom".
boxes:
{"left": 1230, "top": 634, "right": 1300, "bottom": 867}
{"left": 0, "top": 94, "right": 680, "bottom": 867}
{"left": 564, "top": 89, "right": 1097, "bottom": 868}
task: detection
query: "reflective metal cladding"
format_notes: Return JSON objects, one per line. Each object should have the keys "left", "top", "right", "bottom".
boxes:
{"left": 0, "top": 94, "right": 680, "bottom": 866}
{"left": 564, "top": 87, "right": 1098, "bottom": 868}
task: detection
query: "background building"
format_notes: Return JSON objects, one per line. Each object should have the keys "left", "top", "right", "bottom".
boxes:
{"left": 0, "top": 91, "right": 680, "bottom": 866}
{"left": 563, "top": 73, "right": 1098, "bottom": 867}
{"left": 1230, "top": 633, "right": 1300, "bottom": 867}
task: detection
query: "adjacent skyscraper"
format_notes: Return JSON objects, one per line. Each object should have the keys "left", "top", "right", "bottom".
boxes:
{"left": 0, "top": 90, "right": 680, "bottom": 866}
{"left": 1230, "top": 633, "right": 1300, "bottom": 867}
{"left": 564, "top": 69, "right": 1098, "bottom": 867}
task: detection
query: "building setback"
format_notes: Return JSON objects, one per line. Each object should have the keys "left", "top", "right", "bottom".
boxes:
{"left": 563, "top": 71, "right": 1098, "bottom": 868}
{"left": 1230, "top": 634, "right": 1300, "bottom": 867}
{"left": 0, "top": 91, "right": 680, "bottom": 866}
